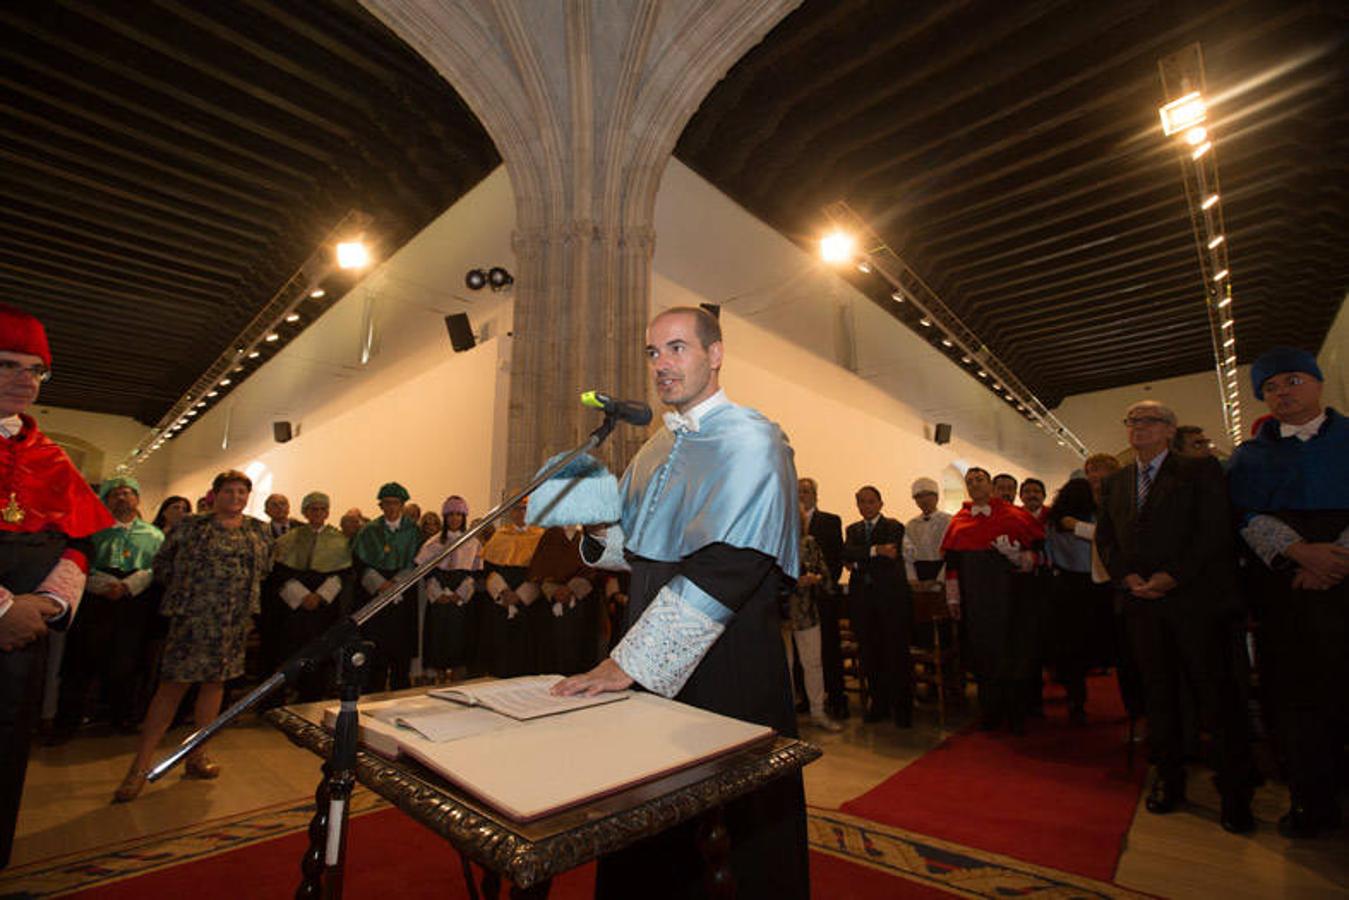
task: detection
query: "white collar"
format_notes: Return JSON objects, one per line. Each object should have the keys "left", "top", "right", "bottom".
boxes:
{"left": 0, "top": 415, "right": 21, "bottom": 439}
{"left": 969, "top": 504, "right": 992, "bottom": 517}
{"left": 1137, "top": 450, "right": 1168, "bottom": 475}
{"left": 662, "top": 389, "right": 728, "bottom": 434}
{"left": 1280, "top": 412, "right": 1326, "bottom": 441}
{"left": 382, "top": 517, "right": 401, "bottom": 531}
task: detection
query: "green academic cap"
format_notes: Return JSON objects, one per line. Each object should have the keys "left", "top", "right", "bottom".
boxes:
{"left": 99, "top": 475, "right": 140, "bottom": 501}
{"left": 377, "top": 482, "right": 410, "bottom": 502}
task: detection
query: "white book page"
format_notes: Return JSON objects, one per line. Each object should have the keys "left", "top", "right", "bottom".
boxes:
{"left": 429, "top": 675, "right": 631, "bottom": 720}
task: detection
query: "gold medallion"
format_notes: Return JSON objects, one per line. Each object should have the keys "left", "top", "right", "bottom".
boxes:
{"left": 2, "top": 492, "right": 24, "bottom": 524}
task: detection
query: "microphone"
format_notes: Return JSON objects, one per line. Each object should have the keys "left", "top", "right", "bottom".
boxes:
{"left": 580, "top": 390, "right": 653, "bottom": 426}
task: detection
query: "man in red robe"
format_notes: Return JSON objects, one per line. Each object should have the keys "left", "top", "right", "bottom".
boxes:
{"left": 0, "top": 304, "right": 113, "bottom": 867}
{"left": 941, "top": 467, "right": 1044, "bottom": 733}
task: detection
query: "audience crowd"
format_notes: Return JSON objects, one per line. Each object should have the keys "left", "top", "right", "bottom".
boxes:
{"left": 39, "top": 348, "right": 1347, "bottom": 839}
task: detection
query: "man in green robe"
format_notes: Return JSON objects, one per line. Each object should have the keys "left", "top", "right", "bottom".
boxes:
{"left": 352, "top": 482, "right": 421, "bottom": 691}
{"left": 271, "top": 492, "right": 353, "bottom": 701}
{"left": 52, "top": 475, "right": 163, "bottom": 740}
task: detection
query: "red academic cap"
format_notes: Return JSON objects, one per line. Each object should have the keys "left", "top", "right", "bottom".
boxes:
{"left": 0, "top": 304, "right": 52, "bottom": 367}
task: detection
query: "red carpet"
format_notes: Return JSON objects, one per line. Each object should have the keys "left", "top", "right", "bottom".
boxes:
{"left": 68, "top": 806, "right": 947, "bottom": 899}
{"left": 841, "top": 675, "right": 1145, "bottom": 882}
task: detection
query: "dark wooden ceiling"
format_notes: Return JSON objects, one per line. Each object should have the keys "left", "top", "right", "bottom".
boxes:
{"left": 2, "top": 0, "right": 499, "bottom": 424}
{"left": 4, "top": 0, "right": 1343, "bottom": 425}
{"left": 677, "top": 0, "right": 1348, "bottom": 407}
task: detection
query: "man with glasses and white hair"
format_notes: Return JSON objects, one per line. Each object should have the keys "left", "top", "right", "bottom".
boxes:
{"left": 1095, "top": 399, "right": 1254, "bottom": 834}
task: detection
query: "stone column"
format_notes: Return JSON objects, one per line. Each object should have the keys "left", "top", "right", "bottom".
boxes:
{"left": 362, "top": 0, "right": 800, "bottom": 486}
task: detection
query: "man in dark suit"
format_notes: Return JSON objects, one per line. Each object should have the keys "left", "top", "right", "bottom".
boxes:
{"left": 1095, "top": 400, "right": 1254, "bottom": 834}
{"left": 844, "top": 485, "right": 913, "bottom": 726}
{"left": 799, "top": 477, "right": 848, "bottom": 718}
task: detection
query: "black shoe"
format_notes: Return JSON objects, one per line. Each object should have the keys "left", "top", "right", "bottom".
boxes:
{"left": 1221, "top": 794, "right": 1255, "bottom": 835}
{"left": 1278, "top": 801, "right": 1340, "bottom": 839}
{"left": 1145, "top": 778, "right": 1185, "bottom": 814}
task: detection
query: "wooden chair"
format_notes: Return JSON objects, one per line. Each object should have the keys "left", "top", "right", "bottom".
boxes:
{"left": 909, "top": 581, "right": 963, "bottom": 731}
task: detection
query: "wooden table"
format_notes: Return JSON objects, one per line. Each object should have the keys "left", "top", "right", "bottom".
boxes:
{"left": 267, "top": 695, "right": 820, "bottom": 897}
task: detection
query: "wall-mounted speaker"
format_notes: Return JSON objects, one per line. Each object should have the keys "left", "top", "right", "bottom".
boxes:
{"left": 445, "top": 313, "right": 475, "bottom": 352}
{"left": 273, "top": 421, "right": 293, "bottom": 444}
{"left": 934, "top": 422, "right": 952, "bottom": 445}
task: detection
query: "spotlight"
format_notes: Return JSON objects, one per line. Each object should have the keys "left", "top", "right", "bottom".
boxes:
{"left": 1159, "top": 91, "right": 1206, "bottom": 137}
{"left": 890, "top": 290, "right": 905, "bottom": 303}
{"left": 1212, "top": 269, "right": 1229, "bottom": 282}
{"left": 336, "top": 240, "right": 371, "bottom": 270}
{"left": 1217, "top": 295, "right": 1232, "bottom": 309}
{"left": 856, "top": 260, "right": 872, "bottom": 274}
{"left": 247, "top": 351, "right": 260, "bottom": 359}
{"left": 819, "top": 231, "right": 855, "bottom": 264}
{"left": 220, "top": 378, "right": 232, "bottom": 386}
{"left": 1183, "top": 126, "right": 1208, "bottom": 146}
{"left": 265, "top": 332, "right": 280, "bottom": 342}
{"left": 1207, "top": 235, "right": 1225, "bottom": 249}
{"left": 941, "top": 338, "right": 954, "bottom": 347}
{"left": 465, "top": 269, "right": 488, "bottom": 291}
{"left": 1190, "top": 141, "right": 1212, "bottom": 160}
{"left": 310, "top": 288, "right": 326, "bottom": 299}
{"left": 919, "top": 318, "right": 932, "bottom": 328}
{"left": 1201, "top": 193, "right": 1219, "bottom": 210}
{"left": 960, "top": 356, "right": 972, "bottom": 364}
{"left": 206, "top": 390, "right": 219, "bottom": 398}
{"left": 285, "top": 313, "right": 301, "bottom": 323}
{"left": 487, "top": 266, "right": 514, "bottom": 290}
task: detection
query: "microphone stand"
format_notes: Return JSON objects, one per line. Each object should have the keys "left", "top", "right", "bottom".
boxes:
{"left": 147, "top": 411, "right": 624, "bottom": 899}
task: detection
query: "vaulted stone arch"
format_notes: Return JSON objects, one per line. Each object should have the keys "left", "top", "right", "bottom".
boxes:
{"left": 362, "top": 0, "right": 800, "bottom": 485}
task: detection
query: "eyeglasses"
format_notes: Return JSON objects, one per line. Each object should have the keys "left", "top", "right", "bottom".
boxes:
{"left": 1123, "top": 416, "right": 1170, "bottom": 427}
{"left": 0, "top": 360, "right": 51, "bottom": 382}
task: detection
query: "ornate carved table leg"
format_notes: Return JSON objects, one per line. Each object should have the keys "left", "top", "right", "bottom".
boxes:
{"left": 697, "top": 805, "right": 735, "bottom": 899}
{"left": 509, "top": 877, "right": 553, "bottom": 898}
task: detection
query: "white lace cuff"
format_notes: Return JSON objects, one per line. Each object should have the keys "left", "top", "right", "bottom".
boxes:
{"left": 38, "top": 557, "right": 85, "bottom": 620}
{"left": 317, "top": 575, "right": 342, "bottom": 604}
{"left": 485, "top": 571, "right": 508, "bottom": 600}
{"left": 580, "top": 526, "right": 630, "bottom": 572}
{"left": 1240, "top": 514, "right": 1302, "bottom": 567}
{"left": 361, "top": 568, "right": 386, "bottom": 595}
{"left": 281, "top": 579, "right": 309, "bottom": 609}
{"left": 455, "top": 578, "right": 475, "bottom": 602}
{"left": 123, "top": 569, "right": 154, "bottom": 597}
{"left": 610, "top": 576, "right": 730, "bottom": 698}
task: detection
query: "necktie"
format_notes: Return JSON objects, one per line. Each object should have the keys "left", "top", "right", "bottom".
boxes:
{"left": 662, "top": 410, "right": 698, "bottom": 433}
{"left": 864, "top": 520, "right": 875, "bottom": 542}
{"left": 1138, "top": 462, "right": 1153, "bottom": 509}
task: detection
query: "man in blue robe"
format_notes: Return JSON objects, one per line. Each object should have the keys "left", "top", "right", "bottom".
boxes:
{"left": 555, "top": 306, "right": 807, "bottom": 899}
{"left": 1228, "top": 347, "right": 1349, "bottom": 837}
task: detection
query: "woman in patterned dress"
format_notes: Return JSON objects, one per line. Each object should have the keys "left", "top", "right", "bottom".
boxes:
{"left": 114, "top": 470, "right": 272, "bottom": 802}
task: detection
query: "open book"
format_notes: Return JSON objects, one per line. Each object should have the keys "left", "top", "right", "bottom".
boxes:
{"left": 428, "top": 674, "right": 630, "bottom": 720}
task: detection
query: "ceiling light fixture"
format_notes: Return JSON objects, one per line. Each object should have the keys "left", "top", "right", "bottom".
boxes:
{"left": 819, "top": 231, "right": 856, "bottom": 264}
{"left": 1159, "top": 91, "right": 1206, "bottom": 136}
{"left": 1207, "top": 235, "right": 1225, "bottom": 249}
{"left": 336, "top": 240, "right": 371, "bottom": 270}
{"left": 1201, "top": 194, "right": 1219, "bottom": 210}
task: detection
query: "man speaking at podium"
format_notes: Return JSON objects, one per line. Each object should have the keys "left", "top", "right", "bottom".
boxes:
{"left": 554, "top": 306, "right": 807, "bottom": 899}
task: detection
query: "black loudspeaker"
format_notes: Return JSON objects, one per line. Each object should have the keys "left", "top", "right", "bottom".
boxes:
{"left": 934, "top": 423, "right": 952, "bottom": 445}
{"left": 445, "top": 313, "right": 475, "bottom": 352}
{"left": 699, "top": 303, "right": 721, "bottom": 319}
{"left": 273, "top": 421, "right": 293, "bottom": 444}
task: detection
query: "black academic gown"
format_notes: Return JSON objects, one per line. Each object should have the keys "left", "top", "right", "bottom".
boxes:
{"left": 595, "top": 542, "right": 807, "bottom": 900}
{"left": 481, "top": 563, "right": 537, "bottom": 678}
{"left": 422, "top": 568, "right": 479, "bottom": 671}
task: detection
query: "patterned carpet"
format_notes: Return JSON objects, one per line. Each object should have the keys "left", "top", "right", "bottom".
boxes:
{"left": 1, "top": 792, "right": 1150, "bottom": 898}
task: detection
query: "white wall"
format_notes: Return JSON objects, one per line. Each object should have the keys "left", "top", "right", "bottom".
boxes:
{"left": 1318, "top": 293, "right": 1348, "bottom": 413}
{"left": 1054, "top": 364, "right": 1260, "bottom": 459}
{"left": 652, "top": 160, "right": 1078, "bottom": 517}
{"left": 30, "top": 405, "right": 169, "bottom": 498}
{"left": 141, "top": 167, "right": 520, "bottom": 520}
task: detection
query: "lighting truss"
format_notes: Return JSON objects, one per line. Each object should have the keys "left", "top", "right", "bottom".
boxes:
{"left": 116, "top": 210, "right": 373, "bottom": 472}
{"left": 1158, "top": 44, "right": 1243, "bottom": 445}
{"left": 822, "top": 200, "right": 1090, "bottom": 458}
